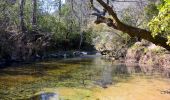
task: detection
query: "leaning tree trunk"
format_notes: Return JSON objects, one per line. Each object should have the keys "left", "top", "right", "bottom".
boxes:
{"left": 19, "top": 0, "right": 26, "bottom": 32}
{"left": 93, "top": 0, "right": 170, "bottom": 51}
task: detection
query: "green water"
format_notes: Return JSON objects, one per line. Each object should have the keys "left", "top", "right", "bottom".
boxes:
{"left": 0, "top": 56, "right": 170, "bottom": 100}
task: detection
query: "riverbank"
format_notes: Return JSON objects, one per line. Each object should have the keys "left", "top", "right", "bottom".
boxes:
{"left": 125, "top": 41, "right": 170, "bottom": 69}
{"left": 0, "top": 51, "right": 98, "bottom": 68}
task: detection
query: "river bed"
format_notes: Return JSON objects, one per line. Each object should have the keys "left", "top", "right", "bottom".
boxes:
{"left": 0, "top": 56, "right": 170, "bottom": 100}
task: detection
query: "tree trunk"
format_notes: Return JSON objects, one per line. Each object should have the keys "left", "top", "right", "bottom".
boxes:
{"left": 19, "top": 0, "right": 26, "bottom": 32}
{"left": 59, "top": 0, "right": 61, "bottom": 16}
{"left": 94, "top": 0, "right": 170, "bottom": 51}
{"left": 79, "top": 31, "right": 84, "bottom": 50}
{"left": 32, "top": 0, "right": 37, "bottom": 31}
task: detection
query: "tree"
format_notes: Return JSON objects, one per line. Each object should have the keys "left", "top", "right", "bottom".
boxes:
{"left": 32, "top": 0, "right": 37, "bottom": 31}
{"left": 92, "top": 0, "right": 170, "bottom": 51}
{"left": 148, "top": 0, "right": 170, "bottom": 45}
{"left": 19, "top": 0, "right": 26, "bottom": 32}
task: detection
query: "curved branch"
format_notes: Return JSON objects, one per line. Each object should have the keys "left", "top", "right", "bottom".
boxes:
{"left": 95, "top": 0, "right": 170, "bottom": 51}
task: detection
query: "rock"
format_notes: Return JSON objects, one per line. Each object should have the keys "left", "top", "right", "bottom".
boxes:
{"left": 95, "top": 80, "right": 112, "bottom": 88}
{"left": 126, "top": 41, "right": 170, "bottom": 69}
{"left": 30, "top": 93, "right": 59, "bottom": 100}
{"left": 125, "top": 46, "right": 144, "bottom": 64}
{"left": 73, "top": 51, "right": 84, "bottom": 57}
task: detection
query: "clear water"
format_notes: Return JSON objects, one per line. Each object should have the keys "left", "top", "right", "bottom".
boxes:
{"left": 0, "top": 56, "right": 170, "bottom": 100}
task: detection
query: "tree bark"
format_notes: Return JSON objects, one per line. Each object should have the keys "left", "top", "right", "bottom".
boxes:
{"left": 95, "top": 0, "right": 170, "bottom": 51}
{"left": 19, "top": 0, "right": 26, "bottom": 32}
{"left": 79, "top": 31, "right": 84, "bottom": 50}
{"left": 59, "top": 0, "right": 62, "bottom": 16}
{"left": 32, "top": 0, "right": 37, "bottom": 31}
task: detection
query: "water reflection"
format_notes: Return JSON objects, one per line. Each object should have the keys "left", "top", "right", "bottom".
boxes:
{"left": 95, "top": 65, "right": 113, "bottom": 88}
{"left": 76, "top": 58, "right": 170, "bottom": 88}
{"left": 30, "top": 93, "right": 59, "bottom": 100}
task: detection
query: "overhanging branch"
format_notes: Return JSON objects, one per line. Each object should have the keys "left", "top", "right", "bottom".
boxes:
{"left": 93, "top": 0, "right": 170, "bottom": 51}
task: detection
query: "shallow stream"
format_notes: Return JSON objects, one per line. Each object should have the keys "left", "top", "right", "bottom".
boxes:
{"left": 0, "top": 55, "right": 170, "bottom": 100}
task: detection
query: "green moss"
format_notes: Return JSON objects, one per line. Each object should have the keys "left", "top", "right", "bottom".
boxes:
{"left": 144, "top": 48, "right": 149, "bottom": 54}
{"left": 59, "top": 88, "right": 92, "bottom": 100}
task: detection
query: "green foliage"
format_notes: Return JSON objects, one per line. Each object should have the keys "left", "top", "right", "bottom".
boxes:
{"left": 38, "top": 2, "right": 95, "bottom": 50}
{"left": 121, "top": 7, "right": 138, "bottom": 27}
{"left": 59, "top": 4, "right": 71, "bottom": 16}
{"left": 0, "top": 0, "right": 97, "bottom": 62}
{"left": 148, "top": 0, "right": 170, "bottom": 45}
{"left": 144, "top": 2, "right": 159, "bottom": 21}
{"left": 0, "top": 1, "right": 18, "bottom": 29}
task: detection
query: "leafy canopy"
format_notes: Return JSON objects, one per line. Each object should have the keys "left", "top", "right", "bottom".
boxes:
{"left": 148, "top": 0, "right": 170, "bottom": 45}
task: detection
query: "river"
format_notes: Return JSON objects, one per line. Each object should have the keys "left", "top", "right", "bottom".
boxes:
{"left": 0, "top": 55, "right": 170, "bottom": 100}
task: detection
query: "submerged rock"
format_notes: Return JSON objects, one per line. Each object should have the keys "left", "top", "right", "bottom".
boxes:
{"left": 30, "top": 93, "right": 59, "bottom": 100}
{"left": 95, "top": 80, "right": 112, "bottom": 88}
